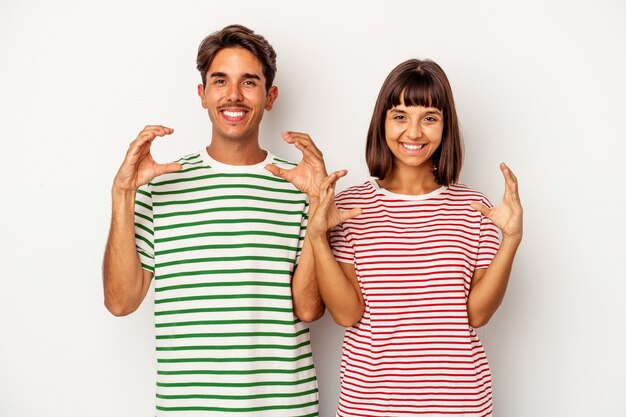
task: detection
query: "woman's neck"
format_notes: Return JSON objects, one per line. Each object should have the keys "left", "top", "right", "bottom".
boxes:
{"left": 377, "top": 163, "right": 440, "bottom": 196}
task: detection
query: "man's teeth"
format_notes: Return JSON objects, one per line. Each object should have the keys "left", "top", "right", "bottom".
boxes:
{"left": 402, "top": 143, "right": 425, "bottom": 151}
{"left": 223, "top": 110, "right": 246, "bottom": 118}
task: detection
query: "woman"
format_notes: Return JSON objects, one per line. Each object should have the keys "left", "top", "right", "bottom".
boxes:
{"left": 308, "top": 59, "right": 523, "bottom": 416}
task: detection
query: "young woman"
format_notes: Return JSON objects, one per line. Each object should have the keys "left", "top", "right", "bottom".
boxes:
{"left": 308, "top": 60, "right": 523, "bottom": 416}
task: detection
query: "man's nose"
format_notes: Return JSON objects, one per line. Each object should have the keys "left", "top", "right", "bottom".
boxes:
{"left": 226, "top": 83, "right": 243, "bottom": 101}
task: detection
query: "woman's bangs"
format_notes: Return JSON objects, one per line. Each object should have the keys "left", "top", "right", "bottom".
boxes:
{"left": 391, "top": 73, "right": 447, "bottom": 111}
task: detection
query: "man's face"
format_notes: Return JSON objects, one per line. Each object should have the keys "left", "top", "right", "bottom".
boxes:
{"left": 198, "top": 47, "right": 277, "bottom": 144}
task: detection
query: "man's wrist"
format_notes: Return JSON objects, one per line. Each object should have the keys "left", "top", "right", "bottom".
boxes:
{"left": 111, "top": 185, "right": 138, "bottom": 208}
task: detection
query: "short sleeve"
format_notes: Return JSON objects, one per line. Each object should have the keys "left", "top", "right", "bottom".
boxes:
{"left": 475, "top": 213, "right": 501, "bottom": 270}
{"left": 134, "top": 185, "right": 155, "bottom": 272}
{"left": 329, "top": 223, "right": 355, "bottom": 265}
{"left": 294, "top": 199, "right": 309, "bottom": 266}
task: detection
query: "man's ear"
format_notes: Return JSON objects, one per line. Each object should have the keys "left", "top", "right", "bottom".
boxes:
{"left": 265, "top": 86, "right": 278, "bottom": 111}
{"left": 197, "top": 84, "right": 207, "bottom": 109}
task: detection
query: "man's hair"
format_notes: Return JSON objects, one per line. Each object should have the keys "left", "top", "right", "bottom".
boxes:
{"left": 196, "top": 24, "right": 277, "bottom": 93}
{"left": 365, "top": 59, "right": 463, "bottom": 186}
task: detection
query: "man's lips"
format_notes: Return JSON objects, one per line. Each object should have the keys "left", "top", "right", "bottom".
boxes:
{"left": 219, "top": 107, "right": 250, "bottom": 122}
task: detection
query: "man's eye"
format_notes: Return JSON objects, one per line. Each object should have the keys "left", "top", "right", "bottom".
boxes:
{"left": 243, "top": 80, "right": 256, "bottom": 86}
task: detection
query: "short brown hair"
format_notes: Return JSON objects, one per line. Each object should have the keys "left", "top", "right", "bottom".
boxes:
{"left": 196, "top": 24, "right": 277, "bottom": 92}
{"left": 365, "top": 59, "right": 463, "bottom": 186}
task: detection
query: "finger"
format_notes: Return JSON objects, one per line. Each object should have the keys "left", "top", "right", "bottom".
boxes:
{"left": 469, "top": 201, "right": 492, "bottom": 217}
{"left": 125, "top": 132, "right": 156, "bottom": 160}
{"left": 265, "top": 164, "right": 289, "bottom": 179}
{"left": 142, "top": 125, "right": 174, "bottom": 135}
{"left": 502, "top": 163, "right": 518, "bottom": 184}
{"left": 318, "top": 172, "right": 340, "bottom": 200}
{"left": 316, "top": 180, "right": 336, "bottom": 215}
{"left": 282, "top": 131, "right": 312, "bottom": 141}
{"left": 333, "top": 169, "right": 348, "bottom": 179}
{"left": 128, "top": 126, "right": 174, "bottom": 155}
{"left": 317, "top": 170, "right": 346, "bottom": 206}
{"left": 323, "top": 170, "right": 347, "bottom": 189}
{"left": 500, "top": 162, "right": 518, "bottom": 192}
{"left": 288, "top": 137, "right": 323, "bottom": 160}
{"left": 292, "top": 140, "right": 321, "bottom": 161}
{"left": 154, "top": 162, "right": 183, "bottom": 177}
{"left": 134, "top": 126, "right": 173, "bottom": 149}
{"left": 282, "top": 131, "right": 323, "bottom": 159}
{"left": 341, "top": 208, "right": 362, "bottom": 222}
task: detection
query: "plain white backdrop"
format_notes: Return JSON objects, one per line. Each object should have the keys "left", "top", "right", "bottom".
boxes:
{"left": 1, "top": 1, "right": 625, "bottom": 416}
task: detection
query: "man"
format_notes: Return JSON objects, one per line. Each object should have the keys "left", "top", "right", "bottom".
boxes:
{"left": 103, "top": 24, "right": 324, "bottom": 416}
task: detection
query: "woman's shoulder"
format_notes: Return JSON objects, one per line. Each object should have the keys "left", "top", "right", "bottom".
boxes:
{"left": 445, "top": 183, "right": 493, "bottom": 206}
{"left": 334, "top": 181, "right": 380, "bottom": 208}
{"left": 335, "top": 180, "right": 376, "bottom": 200}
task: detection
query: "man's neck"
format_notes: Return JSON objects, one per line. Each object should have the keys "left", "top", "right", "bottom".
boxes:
{"left": 206, "top": 137, "right": 267, "bottom": 166}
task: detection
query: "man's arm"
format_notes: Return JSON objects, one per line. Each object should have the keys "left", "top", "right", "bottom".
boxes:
{"left": 103, "top": 188, "right": 154, "bottom": 316}
{"left": 266, "top": 132, "right": 327, "bottom": 322}
{"left": 102, "top": 125, "right": 181, "bottom": 316}
{"left": 291, "top": 200, "right": 325, "bottom": 322}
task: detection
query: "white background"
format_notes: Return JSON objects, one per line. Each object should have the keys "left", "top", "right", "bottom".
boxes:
{"left": 1, "top": 1, "right": 625, "bottom": 416}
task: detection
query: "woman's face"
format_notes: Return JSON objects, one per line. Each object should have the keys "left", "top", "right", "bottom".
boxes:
{"left": 384, "top": 97, "right": 444, "bottom": 171}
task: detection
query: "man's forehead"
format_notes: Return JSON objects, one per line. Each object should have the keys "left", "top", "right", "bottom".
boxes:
{"left": 208, "top": 47, "right": 264, "bottom": 78}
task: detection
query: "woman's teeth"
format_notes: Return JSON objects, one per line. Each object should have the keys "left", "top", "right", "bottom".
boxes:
{"left": 402, "top": 143, "right": 425, "bottom": 151}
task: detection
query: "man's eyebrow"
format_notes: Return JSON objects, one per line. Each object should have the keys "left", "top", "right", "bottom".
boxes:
{"left": 242, "top": 73, "right": 261, "bottom": 80}
{"left": 209, "top": 72, "right": 261, "bottom": 80}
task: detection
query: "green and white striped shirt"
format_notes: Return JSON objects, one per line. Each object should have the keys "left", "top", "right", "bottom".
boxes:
{"left": 134, "top": 149, "right": 318, "bottom": 416}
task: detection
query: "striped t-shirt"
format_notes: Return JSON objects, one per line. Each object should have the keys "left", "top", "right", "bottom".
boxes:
{"left": 134, "top": 149, "right": 319, "bottom": 417}
{"left": 330, "top": 180, "right": 500, "bottom": 417}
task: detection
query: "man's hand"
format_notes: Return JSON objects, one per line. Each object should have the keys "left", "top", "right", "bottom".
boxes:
{"left": 265, "top": 131, "right": 327, "bottom": 200}
{"left": 113, "top": 125, "right": 182, "bottom": 191}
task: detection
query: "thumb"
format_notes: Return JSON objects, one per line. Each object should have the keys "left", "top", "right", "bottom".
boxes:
{"left": 341, "top": 208, "right": 363, "bottom": 222}
{"left": 265, "top": 164, "right": 287, "bottom": 179}
{"left": 469, "top": 202, "right": 491, "bottom": 217}
{"left": 155, "top": 162, "right": 183, "bottom": 177}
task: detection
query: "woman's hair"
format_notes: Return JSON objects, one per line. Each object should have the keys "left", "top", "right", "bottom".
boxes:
{"left": 196, "top": 24, "right": 277, "bottom": 93}
{"left": 365, "top": 59, "right": 463, "bottom": 186}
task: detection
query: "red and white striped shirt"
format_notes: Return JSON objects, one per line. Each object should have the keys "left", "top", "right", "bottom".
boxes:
{"left": 330, "top": 180, "right": 500, "bottom": 417}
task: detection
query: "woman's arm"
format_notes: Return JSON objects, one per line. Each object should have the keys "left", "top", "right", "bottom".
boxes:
{"left": 308, "top": 171, "right": 364, "bottom": 327}
{"left": 467, "top": 163, "right": 523, "bottom": 328}
{"left": 309, "top": 236, "right": 364, "bottom": 327}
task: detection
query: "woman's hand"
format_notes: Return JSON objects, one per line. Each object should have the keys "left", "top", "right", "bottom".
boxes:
{"left": 307, "top": 170, "right": 362, "bottom": 238}
{"left": 470, "top": 163, "right": 523, "bottom": 242}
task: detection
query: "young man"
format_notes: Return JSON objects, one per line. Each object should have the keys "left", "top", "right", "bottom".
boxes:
{"left": 103, "top": 25, "right": 323, "bottom": 416}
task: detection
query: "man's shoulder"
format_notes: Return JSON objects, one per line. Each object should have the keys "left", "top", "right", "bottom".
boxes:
{"left": 148, "top": 151, "right": 209, "bottom": 187}
{"left": 267, "top": 154, "right": 298, "bottom": 170}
